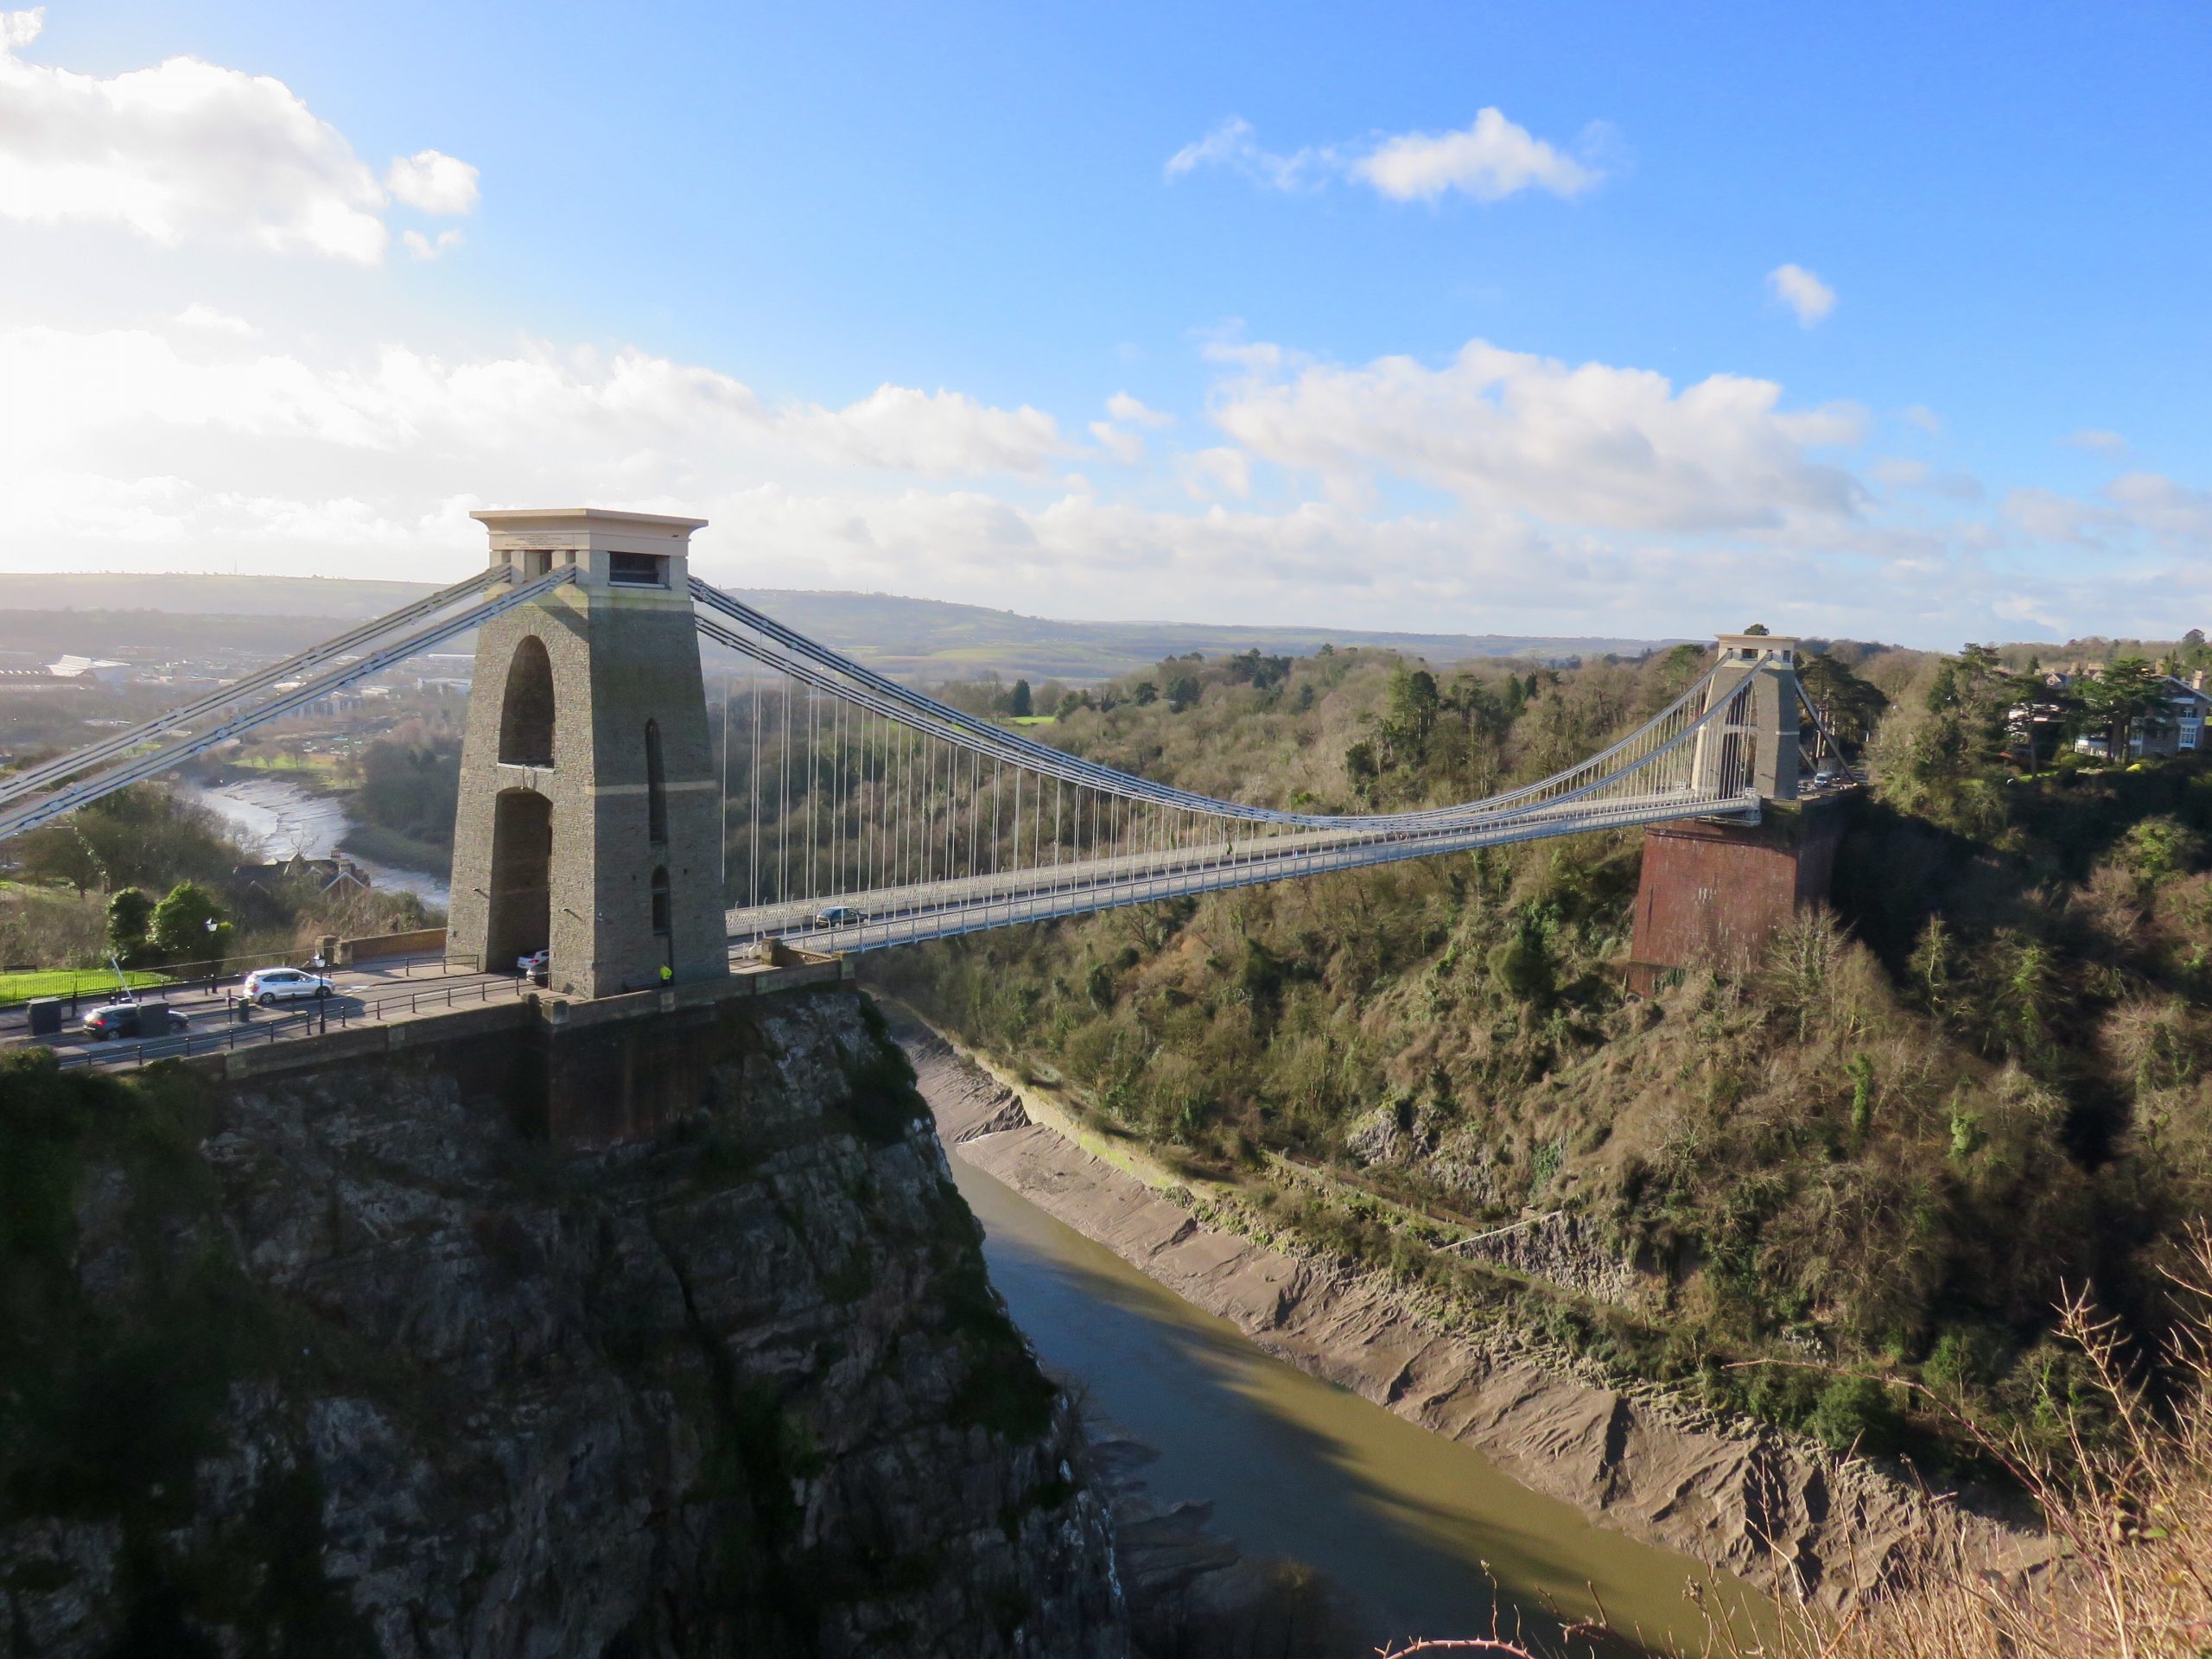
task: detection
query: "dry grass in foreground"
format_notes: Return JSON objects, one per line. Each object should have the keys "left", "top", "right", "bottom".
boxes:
{"left": 1726, "top": 1240, "right": 2212, "bottom": 1659}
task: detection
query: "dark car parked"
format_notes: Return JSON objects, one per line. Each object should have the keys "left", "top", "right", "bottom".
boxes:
{"left": 80, "top": 1001, "right": 188, "bottom": 1040}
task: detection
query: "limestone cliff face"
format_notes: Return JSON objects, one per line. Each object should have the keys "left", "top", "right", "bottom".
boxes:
{"left": 0, "top": 988, "right": 1128, "bottom": 1658}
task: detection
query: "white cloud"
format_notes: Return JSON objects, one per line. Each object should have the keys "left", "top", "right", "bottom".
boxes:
{"left": 1086, "top": 392, "right": 1173, "bottom": 466}
{"left": 384, "top": 149, "right": 479, "bottom": 215}
{"left": 1354, "top": 109, "right": 1599, "bottom": 203}
{"left": 2002, "top": 487, "right": 2117, "bottom": 548}
{"left": 1901, "top": 404, "right": 1942, "bottom": 435}
{"left": 1208, "top": 337, "right": 1865, "bottom": 533}
{"left": 174, "top": 302, "right": 257, "bottom": 337}
{"left": 1767, "top": 264, "right": 1836, "bottom": 327}
{"left": 1088, "top": 421, "right": 1145, "bottom": 465}
{"left": 1870, "top": 457, "right": 1982, "bottom": 501}
{"left": 783, "top": 384, "right": 1069, "bottom": 475}
{"left": 1167, "top": 108, "right": 1598, "bottom": 204}
{"left": 1181, "top": 447, "right": 1252, "bottom": 500}
{"left": 3, "top": 301, "right": 2203, "bottom": 647}
{"left": 402, "top": 227, "right": 466, "bottom": 261}
{"left": 2062, "top": 428, "right": 2126, "bottom": 455}
{"left": 1106, "top": 391, "right": 1173, "bottom": 429}
{"left": 0, "top": 324, "right": 1074, "bottom": 483}
{"left": 2107, "top": 473, "right": 2212, "bottom": 549}
{"left": 1164, "top": 118, "right": 1329, "bottom": 191}
{"left": 0, "top": 17, "right": 474, "bottom": 263}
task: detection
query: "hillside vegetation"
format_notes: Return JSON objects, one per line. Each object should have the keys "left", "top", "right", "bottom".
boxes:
{"left": 870, "top": 638, "right": 2212, "bottom": 1471}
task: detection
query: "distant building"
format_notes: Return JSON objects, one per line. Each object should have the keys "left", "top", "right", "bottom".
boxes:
{"left": 47, "top": 654, "right": 131, "bottom": 684}
{"left": 228, "top": 853, "right": 371, "bottom": 897}
{"left": 2069, "top": 670, "right": 2210, "bottom": 760}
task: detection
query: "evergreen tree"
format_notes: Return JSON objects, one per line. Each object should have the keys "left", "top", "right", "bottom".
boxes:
{"left": 2078, "top": 658, "right": 2172, "bottom": 759}
{"left": 148, "top": 880, "right": 230, "bottom": 962}
{"left": 105, "top": 887, "right": 154, "bottom": 966}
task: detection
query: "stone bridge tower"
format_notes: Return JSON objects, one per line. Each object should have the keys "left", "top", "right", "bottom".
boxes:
{"left": 447, "top": 509, "right": 727, "bottom": 999}
{"left": 1626, "top": 635, "right": 1843, "bottom": 991}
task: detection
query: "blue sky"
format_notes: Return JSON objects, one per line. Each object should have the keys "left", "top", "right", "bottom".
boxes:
{"left": 1, "top": 1, "right": 2206, "bottom": 645}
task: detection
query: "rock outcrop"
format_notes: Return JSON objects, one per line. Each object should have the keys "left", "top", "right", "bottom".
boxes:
{"left": 0, "top": 988, "right": 1128, "bottom": 1658}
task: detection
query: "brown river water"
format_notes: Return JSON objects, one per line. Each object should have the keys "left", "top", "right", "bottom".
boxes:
{"left": 950, "top": 1155, "right": 1770, "bottom": 1656}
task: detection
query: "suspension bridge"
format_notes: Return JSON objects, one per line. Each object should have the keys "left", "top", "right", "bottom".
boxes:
{"left": 0, "top": 509, "right": 1844, "bottom": 1004}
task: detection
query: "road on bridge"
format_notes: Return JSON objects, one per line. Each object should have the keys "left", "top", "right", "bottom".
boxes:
{"left": 736, "top": 785, "right": 1758, "bottom": 955}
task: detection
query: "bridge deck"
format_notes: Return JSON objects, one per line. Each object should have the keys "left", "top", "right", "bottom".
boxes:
{"left": 734, "top": 787, "right": 1760, "bottom": 953}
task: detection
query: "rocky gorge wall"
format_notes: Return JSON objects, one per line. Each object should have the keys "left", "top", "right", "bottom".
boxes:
{"left": 0, "top": 988, "right": 1128, "bottom": 1658}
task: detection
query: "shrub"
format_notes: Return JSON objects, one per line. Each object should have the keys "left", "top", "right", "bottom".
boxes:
{"left": 1808, "top": 1372, "right": 1901, "bottom": 1455}
{"left": 146, "top": 880, "right": 230, "bottom": 963}
{"left": 1488, "top": 933, "right": 1553, "bottom": 1001}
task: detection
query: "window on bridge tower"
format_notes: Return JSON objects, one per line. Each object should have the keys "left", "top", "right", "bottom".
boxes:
{"left": 499, "top": 635, "right": 556, "bottom": 767}
{"left": 645, "top": 718, "right": 667, "bottom": 844}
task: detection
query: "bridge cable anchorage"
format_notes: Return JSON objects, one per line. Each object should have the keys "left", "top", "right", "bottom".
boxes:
{"left": 0, "top": 566, "right": 514, "bottom": 810}
{"left": 0, "top": 568, "right": 579, "bottom": 846}
{"left": 696, "top": 599, "right": 1777, "bottom": 952}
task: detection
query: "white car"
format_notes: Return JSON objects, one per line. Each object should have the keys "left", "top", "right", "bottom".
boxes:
{"left": 243, "top": 967, "right": 334, "bottom": 1006}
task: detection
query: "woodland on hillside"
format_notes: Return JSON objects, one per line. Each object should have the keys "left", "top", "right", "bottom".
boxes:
{"left": 870, "top": 634, "right": 2212, "bottom": 1478}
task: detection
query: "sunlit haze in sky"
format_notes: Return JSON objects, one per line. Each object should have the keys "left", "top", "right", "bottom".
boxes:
{"left": 1, "top": 2, "right": 2206, "bottom": 647}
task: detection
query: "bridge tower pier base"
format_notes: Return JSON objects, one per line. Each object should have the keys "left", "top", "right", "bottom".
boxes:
{"left": 1624, "top": 798, "right": 1845, "bottom": 995}
{"left": 447, "top": 508, "right": 728, "bottom": 1001}
{"left": 1625, "top": 633, "right": 1840, "bottom": 994}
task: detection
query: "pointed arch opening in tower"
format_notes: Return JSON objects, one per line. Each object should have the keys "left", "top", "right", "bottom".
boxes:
{"left": 486, "top": 788, "right": 553, "bottom": 967}
{"left": 499, "top": 635, "right": 556, "bottom": 767}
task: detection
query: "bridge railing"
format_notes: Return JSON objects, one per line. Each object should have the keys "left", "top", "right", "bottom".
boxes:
{"left": 45, "top": 967, "right": 530, "bottom": 1071}
{"left": 0, "top": 947, "right": 483, "bottom": 1016}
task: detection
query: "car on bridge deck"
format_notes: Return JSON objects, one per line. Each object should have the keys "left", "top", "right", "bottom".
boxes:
{"left": 81, "top": 1001, "right": 188, "bottom": 1040}
{"left": 813, "top": 905, "right": 868, "bottom": 926}
{"left": 516, "top": 948, "right": 550, "bottom": 984}
{"left": 242, "top": 967, "right": 334, "bottom": 1006}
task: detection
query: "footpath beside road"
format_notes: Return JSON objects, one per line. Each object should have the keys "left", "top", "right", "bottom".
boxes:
{"left": 895, "top": 1007, "right": 2046, "bottom": 1619}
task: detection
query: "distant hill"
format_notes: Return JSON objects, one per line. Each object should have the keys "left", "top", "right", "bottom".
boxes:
{"left": 0, "top": 573, "right": 1680, "bottom": 683}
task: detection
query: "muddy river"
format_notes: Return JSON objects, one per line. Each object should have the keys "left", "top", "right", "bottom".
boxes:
{"left": 181, "top": 776, "right": 451, "bottom": 911}
{"left": 950, "top": 1155, "right": 1763, "bottom": 1655}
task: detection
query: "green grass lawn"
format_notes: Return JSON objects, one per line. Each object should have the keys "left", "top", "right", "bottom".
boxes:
{"left": 1007, "top": 715, "right": 1059, "bottom": 727}
{"left": 0, "top": 967, "right": 172, "bottom": 1003}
